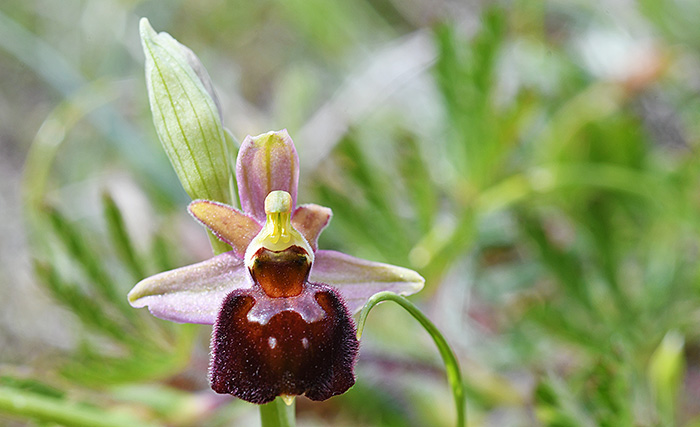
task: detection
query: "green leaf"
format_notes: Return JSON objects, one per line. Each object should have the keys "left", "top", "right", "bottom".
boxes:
{"left": 533, "top": 380, "right": 581, "bottom": 427}
{"left": 395, "top": 133, "right": 438, "bottom": 234}
{"left": 44, "top": 206, "right": 130, "bottom": 315}
{"left": 519, "top": 211, "right": 593, "bottom": 310}
{"left": 33, "top": 261, "right": 135, "bottom": 345}
{"left": 0, "top": 376, "right": 65, "bottom": 400}
{"left": 150, "top": 231, "right": 180, "bottom": 273}
{"left": 0, "top": 386, "right": 157, "bottom": 427}
{"left": 433, "top": 9, "right": 507, "bottom": 188}
{"left": 102, "top": 192, "right": 147, "bottom": 280}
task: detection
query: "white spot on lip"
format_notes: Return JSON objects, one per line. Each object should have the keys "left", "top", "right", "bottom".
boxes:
{"left": 268, "top": 337, "right": 277, "bottom": 349}
{"left": 301, "top": 337, "right": 309, "bottom": 349}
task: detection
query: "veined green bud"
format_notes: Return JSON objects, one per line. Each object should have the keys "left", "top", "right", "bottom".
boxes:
{"left": 140, "top": 18, "right": 232, "bottom": 204}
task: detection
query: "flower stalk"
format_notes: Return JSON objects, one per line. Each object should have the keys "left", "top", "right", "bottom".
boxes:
{"left": 259, "top": 397, "right": 295, "bottom": 427}
{"left": 357, "top": 292, "right": 466, "bottom": 427}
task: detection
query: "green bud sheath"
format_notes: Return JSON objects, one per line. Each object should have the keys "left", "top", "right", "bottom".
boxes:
{"left": 140, "top": 18, "right": 232, "bottom": 204}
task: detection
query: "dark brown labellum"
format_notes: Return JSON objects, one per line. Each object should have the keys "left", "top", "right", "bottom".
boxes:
{"left": 210, "top": 283, "right": 358, "bottom": 404}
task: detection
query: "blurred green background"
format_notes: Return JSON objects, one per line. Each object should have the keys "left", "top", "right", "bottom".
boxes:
{"left": 3, "top": 0, "right": 700, "bottom": 425}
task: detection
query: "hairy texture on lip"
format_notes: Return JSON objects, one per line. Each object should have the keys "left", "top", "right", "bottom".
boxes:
{"left": 210, "top": 283, "right": 358, "bottom": 404}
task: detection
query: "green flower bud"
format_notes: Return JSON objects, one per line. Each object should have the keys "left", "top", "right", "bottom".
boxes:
{"left": 140, "top": 18, "right": 232, "bottom": 204}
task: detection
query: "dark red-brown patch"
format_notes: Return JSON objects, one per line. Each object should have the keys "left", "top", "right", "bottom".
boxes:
{"left": 251, "top": 246, "right": 310, "bottom": 298}
{"left": 209, "top": 283, "right": 358, "bottom": 404}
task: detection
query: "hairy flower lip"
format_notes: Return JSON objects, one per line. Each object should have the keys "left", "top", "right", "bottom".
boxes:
{"left": 136, "top": 22, "right": 424, "bottom": 404}
{"left": 209, "top": 282, "right": 358, "bottom": 404}
{"left": 244, "top": 282, "right": 327, "bottom": 325}
{"left": 127, "top": 126, "right": 424, "bottom": 404}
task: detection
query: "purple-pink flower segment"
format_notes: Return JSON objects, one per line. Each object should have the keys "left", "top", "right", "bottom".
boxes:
{"left": 128, "top": 130, "right": 424, "bottom": 404}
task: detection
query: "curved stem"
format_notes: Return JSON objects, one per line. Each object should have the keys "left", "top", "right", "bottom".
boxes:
{"left": 357, "top": 292, "right": 466, "bottom": 427}
{"left": 259, "top": 397, "right": 295, "bottom": 427}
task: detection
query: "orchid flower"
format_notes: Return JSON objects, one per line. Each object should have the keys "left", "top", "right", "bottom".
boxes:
{"left": 128, "top": 130, "right": 424, "bottom": 404}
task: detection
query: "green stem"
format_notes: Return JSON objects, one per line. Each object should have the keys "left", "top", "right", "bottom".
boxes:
{"left": 356, "top": 292, "right": 467, "bottom": 427}
{"left": 259, "top": 397, "right": 295, "bottom": 427}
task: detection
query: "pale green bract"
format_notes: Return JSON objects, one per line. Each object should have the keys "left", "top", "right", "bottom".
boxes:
{"left": 140, "top": 18, "right": 232, "bottom": 205}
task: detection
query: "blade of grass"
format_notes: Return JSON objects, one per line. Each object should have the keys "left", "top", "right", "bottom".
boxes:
{"left": 44, "top": 206, "right": 130, "bottom": 315}
{"left": 102, "top": 192, "right": 147, "bottom": 280}
{"left": 34, "top": 260, "right": 136, "bottom": 345}
{"left": 395, "top": 132, "right": 438, "bottom": 234}
{"left": 0, "top": 386, "right": 157, "bottom": 427}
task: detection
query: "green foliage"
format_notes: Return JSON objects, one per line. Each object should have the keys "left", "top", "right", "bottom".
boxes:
{"left": 0, "top": 385, "right": 159, "bottom": 427}
{"left": 5, "top": 0, "right": 700, "bottom": 425}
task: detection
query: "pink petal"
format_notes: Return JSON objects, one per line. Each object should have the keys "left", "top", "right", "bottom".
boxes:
{"left": 292, "top": 204, "right": 332, "bottom": 252}
{"left": 127, "top": 252, "right": 252, "bottom": 324}
{"left": 236, "top": 130, "right": 299, "bottom": 222}
{"left": 188, "top": 200, "right": 261, "bottom": 259}
{"left": 309, "top": 250, "right": 425, "bottom": 314}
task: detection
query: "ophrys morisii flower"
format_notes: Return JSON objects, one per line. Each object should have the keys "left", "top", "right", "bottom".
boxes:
{"left": 128, "top": 130, "right": 424, "bottom": 404}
